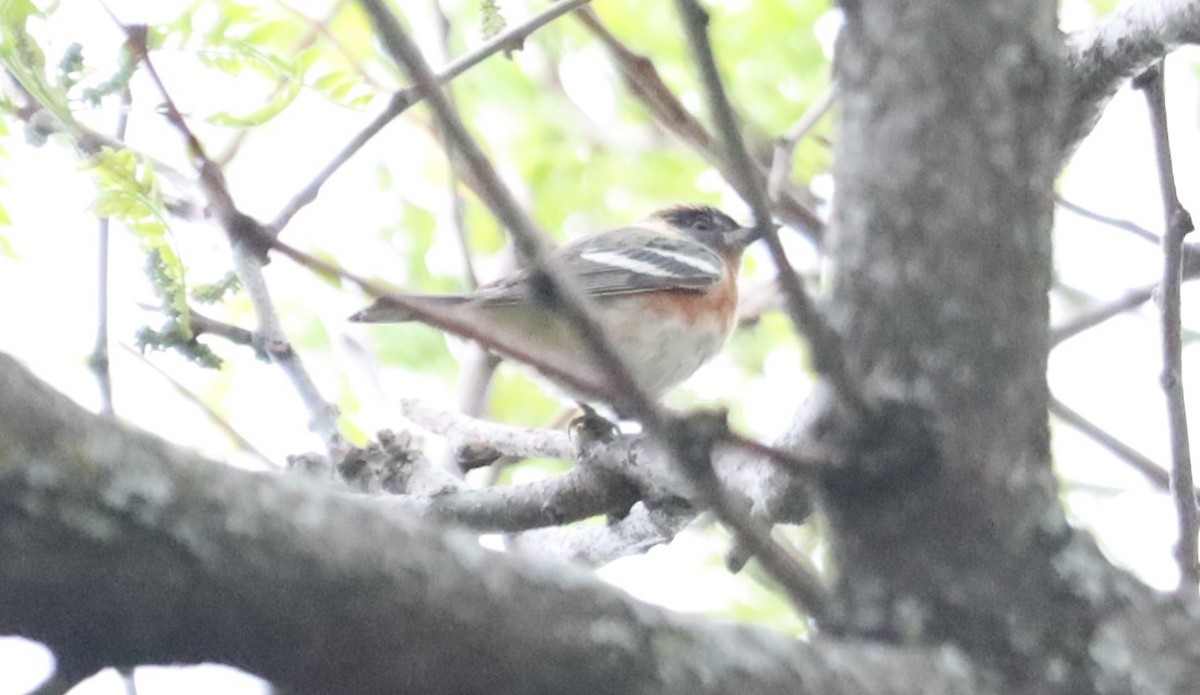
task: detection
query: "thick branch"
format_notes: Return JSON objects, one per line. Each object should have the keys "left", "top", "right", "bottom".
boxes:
{"left": 0, "top": 351, "right": 986, "bottom": 694}
{"left": 1062, "top": 0, "right": 1200, "bottom": 157}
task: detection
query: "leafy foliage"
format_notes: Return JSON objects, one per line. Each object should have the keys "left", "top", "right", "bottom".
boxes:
{"left": 480, "top": 0, "right": 507, "bottom": 41}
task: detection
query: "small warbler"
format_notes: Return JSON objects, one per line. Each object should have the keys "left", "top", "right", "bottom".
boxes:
{"left": 351, "top": 204, "right": 756, "bottom": 401}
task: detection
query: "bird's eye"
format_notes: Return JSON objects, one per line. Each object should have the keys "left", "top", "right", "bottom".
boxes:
{"left": 692, "top": 220, "right": 712, "bottom": 232}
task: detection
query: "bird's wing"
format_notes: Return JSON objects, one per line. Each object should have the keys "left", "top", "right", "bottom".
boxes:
{"left": 474, "top": 226, "right": 725, "bottom": 305}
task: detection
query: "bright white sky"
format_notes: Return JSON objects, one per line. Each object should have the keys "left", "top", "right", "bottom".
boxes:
{"left": 4, "top": 1, "right": 1200, "bottom": 693}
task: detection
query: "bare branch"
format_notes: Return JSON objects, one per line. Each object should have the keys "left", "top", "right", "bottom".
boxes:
{"left": 1050, "top": 395, "right": 1171, "bottom": 491}
{"left": 1051, "top": 283, "right": 1156, "bottom": 346}
{"left": 374, "top": 458, "right": 640, "bottom": 533}
{"left": 656, "top": 410, "right": 834, "bottom": 622}
{"left": 673, "top": 0, "right": 867, "bottom": 415}
{"left": 400, "top": 398, "right": 574, "bottom": 461}
{"left": 268, "top": 0, "right": 597, "bottom": 235}
{"left": 516, "top": 500, "right": 696, "bottom": 565}
{"left": 0, "top": 351, "right": 991, "bottom": 695}
{"left": 769, "top": 86, "right": 835, "bottom": 203}
{"left": 1135, "top": 61, "right": 1199, "bottom": 594}
{"left": 88, "top": 85, "right": 131, "bottom": 416}
{"left": 1056, "top": 194, "right": 1159, "bottom": 245}
{"left": 357, "top": 0, "right": 663, "bottom": 422}
{"left": 104, "top": 18, "right": 343, "bottom": 450}
{"left": 186, "top": 308, "right": 259, "bottom": 352}
{"left": 574, "top": 8, "right": 825, "bottom": 238}
{"left": 119, "top": 344, "right": 277, "bottom": 468}
{"left": 1063, "top": 0, "right": 1200, "bottom": 157}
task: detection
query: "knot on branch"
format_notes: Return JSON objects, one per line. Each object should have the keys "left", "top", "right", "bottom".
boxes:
{"left": 662, "top": 408, "right": 730, "bottom": 500}
{"left": 224, "top": 208, "right": 272, "bottom": 264}
{"left": 818, "top": 399, "right": 940, "bottom": 502}
{"left": 290, "top": 430, "right": 460, "bottom": 496}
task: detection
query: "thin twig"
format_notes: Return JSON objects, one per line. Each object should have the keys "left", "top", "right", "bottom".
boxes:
{"left": 121, "top": 344, "right": 278, "bottom": 468}
{"left": 1135, "top": 60, "right": 1198, "bottom": 595}
{"left": 1056, "top": 194, "right": 1159, "bottom": 244}
{"left": 2, "top": 67, "right": 202, "bottom": 219}
{"left": 214, "top": 1, "right": 353, "bottom": 166}
{"left": 271, "top": 0, "right": 385, "bottom": 89}
{"left": 650, "top": 0, "right": 836, "bottom": 623}
{"left": 430, "top": 0, "right": 497, "bottom": 426}
{"left": 89, "top": 85, "right": 132, "bottom": 415}
{"left": 574, "top": 8, "right": 825, "bottom": 238}
{"left": 400, "top": 398, "right": 574, "bottom": 460}
{"left": 188, "top": 309, "right": 259, "bottom": 351}
{"left": 1050, "top": 395, "right": 1173, "bottom": 491}
{"left": 356, "top": 0, "right": 658, "bottom": 421}
{"left": 674, "top": 0, "right": 866, "bottom": 420}
{"left": 665, "top": 413, "right": 833, "bottom": 621}
{"left": 769, "top": 86, "right": 835, "bottom": 203}
{"left": 135, "top": 302, "right": 260, "bottom": 352}
{"left": 1051, "top": 283, "right": 1156, "bottom": 346}
{"left": 1051, "top": 264, "right": 1200, "bottom": 346}
{"left": 106, "top": 15, "right": 343, "bottom": 450}
{"left": 353, "top": 2, "right": 833, "bottom": 620}
{"left": 268, "top": 0, "right": 597, "bottom": 235}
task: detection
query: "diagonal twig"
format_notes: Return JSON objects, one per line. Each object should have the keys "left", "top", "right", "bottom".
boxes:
{"left": 674, "top": 0, "right": 866, "bottom": 419}
{"left": 575, "top": 8, "right": 825, "bottom": 239}
{"left": 268, "top": 0, "right": 597, "bottom": 236}
{"left": 1050, "top": 395, "right": 1173, "bottom": 492}
{"left": 769, "top": 86, "right": 835, "bottom": 204}
{"left": 1056, "top": 194, "right": 1159, "bottom": 245}
{"left": 355, "top": 0, "right": 656, "bottom": 420}
{"left": 1134, "top": 59, "right": 1198, "bottom": 595}
{"left": 120, "top": 344, "right": 277, "bottom": 468}
{"left": 104, "top": 15, "right": 343, "bottom": 450}
{"left": 358, "top": 0, "right": 833, "bottom": 621}
{"left": 661, "top": 0, "right": 838, "bottom": 621}
{"left": 430, "top": 0, "right": 497, "bottom": 424}
{"left": 1051, "top": 283, "right": 1157, "bottom": 346}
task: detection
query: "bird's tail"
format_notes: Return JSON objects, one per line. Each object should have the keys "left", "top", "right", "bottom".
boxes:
{"left": 348, "top": 295, "right": 469, "bottom": 323}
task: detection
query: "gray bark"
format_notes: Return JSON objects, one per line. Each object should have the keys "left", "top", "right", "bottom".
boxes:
{"left": 0, "top": 353, "right": 981, "bottom": 694}
{"left": 5, "top": 0, "right": 1200, "bottom": 692}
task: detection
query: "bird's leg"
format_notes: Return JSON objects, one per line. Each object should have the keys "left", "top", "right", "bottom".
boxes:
{"left": 568, "top": 402, "right": 621, "bottom": 444}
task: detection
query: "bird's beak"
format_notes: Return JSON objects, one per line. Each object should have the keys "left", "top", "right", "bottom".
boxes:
{"left": 730, "top": 223, "right": 777, "bottom": 250}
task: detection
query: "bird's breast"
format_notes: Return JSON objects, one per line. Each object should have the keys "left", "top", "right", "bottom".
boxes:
{"left": 593, "top": 273, "right": 738, "bottom": 397}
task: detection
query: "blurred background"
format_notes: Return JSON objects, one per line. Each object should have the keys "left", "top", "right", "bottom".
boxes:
{"left": 1, "top": 0, "right": 1196, "bottom": 691}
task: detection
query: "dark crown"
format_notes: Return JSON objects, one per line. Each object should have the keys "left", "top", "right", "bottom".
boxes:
{"left": 649, "top": 204, "right": 741, "bottom": 236}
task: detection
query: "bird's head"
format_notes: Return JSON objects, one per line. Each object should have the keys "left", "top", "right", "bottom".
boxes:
{"left": 643, "top": 204, "right": 759, "bottom": 253}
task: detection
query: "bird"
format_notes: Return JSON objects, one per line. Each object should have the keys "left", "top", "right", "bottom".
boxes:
{"left": 350, "top": 204, "right": 757, "bottom": 403}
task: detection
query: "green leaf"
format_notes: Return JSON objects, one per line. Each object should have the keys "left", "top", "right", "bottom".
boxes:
{"left": 480, "top": 0, "right": 507, "bottom": 40}
{"left": 0, "top": 231, "right": 16, "bottom": 259}
{"left": 308, "top": 249, "right": 345, "bottom": 289}
{"left": 367, "top": 324, "right": 456, "bottom": 377}
{"left": 191, "top": 272, "right": 241, "bottom": 304}
{"left": 207, "top": 78, "right": 301, "bottom": 127}
{"left": 0, "top": 3, "right": 73, "bottom": 125}
{"left": 488, "top": 366, "right": 560, "bottom": 426}
{"left": 0, "top": 0, "right": 41, "bottom": 26}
